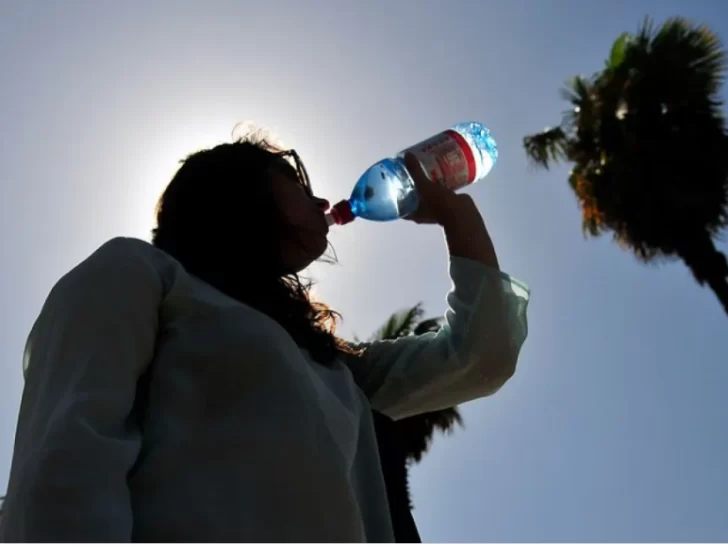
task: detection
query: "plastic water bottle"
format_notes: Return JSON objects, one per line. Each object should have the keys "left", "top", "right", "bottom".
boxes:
{"left": 326, "top": 121, "right": 498, "bottom": 226}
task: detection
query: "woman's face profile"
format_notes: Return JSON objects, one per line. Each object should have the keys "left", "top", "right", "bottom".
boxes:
{"left": 266, "top": 160, "right": 330, "bottom": 273}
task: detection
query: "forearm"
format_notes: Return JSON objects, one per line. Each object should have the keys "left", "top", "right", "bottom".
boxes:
{"left": 439, "top": 195, "right": 499, "bottom": 270}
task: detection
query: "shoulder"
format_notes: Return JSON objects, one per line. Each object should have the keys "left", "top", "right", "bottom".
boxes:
{"left": 88, "top": 236, "right": 172, "bottom": 268}
{"left": 52, "top": 237, "right": 182, "bottom": 302}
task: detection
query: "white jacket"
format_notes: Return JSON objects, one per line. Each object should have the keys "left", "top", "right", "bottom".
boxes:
{"left": 1, "top": 237, "right": 529, "bottom": 542}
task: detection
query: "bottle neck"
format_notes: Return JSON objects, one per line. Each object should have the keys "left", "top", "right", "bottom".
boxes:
{"left": 327, "top": 199, "right": 356, "bottom": 226}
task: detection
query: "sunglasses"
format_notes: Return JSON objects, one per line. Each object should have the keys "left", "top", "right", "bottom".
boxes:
{"left": 276, "top": 149, "right": 313, "bottom": 198}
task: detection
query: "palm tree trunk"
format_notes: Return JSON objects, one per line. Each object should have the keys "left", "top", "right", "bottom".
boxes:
{"left": 372, "top": 411, "right": 422, "bottom": 543}
{"left": 677, "top": 235, "right": 728, "bottom": 316}
{"left": 706, "top": 274, "right": 728, "bottom": 316}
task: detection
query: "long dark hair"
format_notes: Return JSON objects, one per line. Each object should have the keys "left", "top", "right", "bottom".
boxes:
{"left": 151, "top": 131, "right": 352, "bottom": 365}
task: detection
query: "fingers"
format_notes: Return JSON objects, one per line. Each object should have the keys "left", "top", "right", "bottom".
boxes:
{"left": 403, "top": 152, "right": 457, "bottom": 201}
{"left": 403, "top": 152, "right": 431, "bottom": 186}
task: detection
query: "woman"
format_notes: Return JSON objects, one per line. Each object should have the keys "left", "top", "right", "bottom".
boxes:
{"left": 1, "top": 131, "right": 529, "bottom": 542}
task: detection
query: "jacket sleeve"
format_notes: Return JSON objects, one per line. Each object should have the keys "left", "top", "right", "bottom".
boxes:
{"left": 344, "top": 257, "right": 529, "bottom": 420}
{"left": 0, "top": 238, "right": 166, "bottom": 542}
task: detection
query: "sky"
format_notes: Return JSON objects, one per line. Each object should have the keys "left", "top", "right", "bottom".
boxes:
{"left": 1, "top": 0, "right": 727, "bottom": 542}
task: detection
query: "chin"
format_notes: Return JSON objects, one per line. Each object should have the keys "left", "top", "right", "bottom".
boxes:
{"left": 314, "top": 234, "right": 329, "bottom": 257}
{"left": 286, "top": 241, "right": 329, "bottom": 273}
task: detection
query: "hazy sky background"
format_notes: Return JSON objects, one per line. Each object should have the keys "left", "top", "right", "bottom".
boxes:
{"left": 1, "top": 0, "right": 727, "bottom": 541}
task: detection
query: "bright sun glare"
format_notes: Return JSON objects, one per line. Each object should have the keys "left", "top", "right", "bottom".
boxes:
{"left": 126, "top": 118, "right": 337, "bottom": 242}
{"left": 129, "top": 121, "right": 244, "bottom": 239}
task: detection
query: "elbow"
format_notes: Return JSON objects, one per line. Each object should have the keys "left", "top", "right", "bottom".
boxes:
{"left": 495, "top": 350, "right": 518, "bottom": 389}
{"left": 497, "top": 327, "right": 526, "bottom": 380}
{"left": 469, "top": 335, "right": 521, "bottom": 395}
{"left": 497, "top": 338, "right": 520, "bottom": 382}
{"left": 487, "top": 354, "right": 518, "bottom": 394}
{"left": 478, "top": 308, "right": 528, "bottom": 392}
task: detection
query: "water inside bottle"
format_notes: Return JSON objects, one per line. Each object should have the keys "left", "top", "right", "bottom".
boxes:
{"left": 349, "top": 157, "right": 420, "bottom": 221}
{"left": 328, "top": 122, "right": 498, "bottom": 226}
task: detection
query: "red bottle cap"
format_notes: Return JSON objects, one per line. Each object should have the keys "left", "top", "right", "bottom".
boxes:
{"left": 329, "top": 200, "right": 355, "bottom": 225}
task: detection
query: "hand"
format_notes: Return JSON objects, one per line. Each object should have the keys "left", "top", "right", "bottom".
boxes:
{"left": 402, "top": 153, "right": 500, "bottom": 268}
{"left": 401, "top": 152, "right": 475, "bottom": 226}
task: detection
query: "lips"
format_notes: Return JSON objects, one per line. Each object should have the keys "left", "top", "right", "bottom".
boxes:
{"left": 319, "top": 199, "right": 331, "bottom": 234}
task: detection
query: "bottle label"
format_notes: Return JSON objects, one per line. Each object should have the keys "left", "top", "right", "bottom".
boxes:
{"left": 404, "top": 130, "right": 476, "bottom": 190}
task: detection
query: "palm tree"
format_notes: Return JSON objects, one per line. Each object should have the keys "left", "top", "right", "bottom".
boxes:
{"left": 362, "top": 303, "right": 463, "bottom": 543}
{"left": 523, "top": 17, "right": 728, "bottom": 314}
